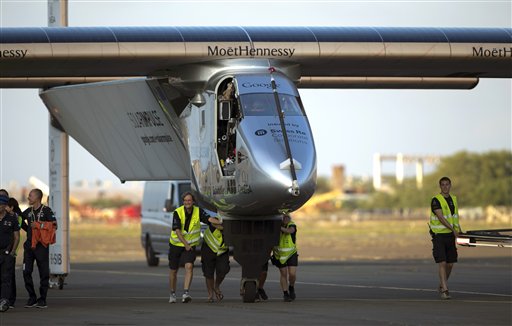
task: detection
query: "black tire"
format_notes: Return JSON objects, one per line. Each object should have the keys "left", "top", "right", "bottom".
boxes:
{"left": 145, "top": 236, "right": 159, "bottom": 267}
{"left": 242, "top": 281, "right": 257, "bottom": 303}
{"left": 58, "top": 276, "right": 64, "bottom": 290}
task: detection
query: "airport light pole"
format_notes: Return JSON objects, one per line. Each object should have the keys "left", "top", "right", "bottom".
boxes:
{"left": 47, "top": 0, "right": 70, "bottom": 289}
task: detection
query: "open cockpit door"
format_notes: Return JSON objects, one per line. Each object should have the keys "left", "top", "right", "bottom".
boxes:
{"left": 215, "top": 77, "right": 240, "bottom": 177}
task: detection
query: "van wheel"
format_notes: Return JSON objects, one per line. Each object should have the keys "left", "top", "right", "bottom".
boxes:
{"left": 145, "top": 236, "right": 159, "bottom": 267}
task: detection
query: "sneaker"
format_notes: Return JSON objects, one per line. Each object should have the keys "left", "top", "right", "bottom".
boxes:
{"left": 0, "top": 299, "right": 9, "bottom": 312}
{"left": 283, "top": 292, "right": 292, "bottom": 302}
{"left": 440, "top": 290, "right": 451, "bottom": 300}
{"left": 36, "top": 299, "right": 47, "bottom": 309}
{"left": 169, "top": 293, "right": 177, "bottom": 303}
{"left": 9, "top": 305, "right": 14, "bottom": 310}
{"left": 182, "top": 293, "right": 192, "bottom": 303}
{"left": 289, "top": 286, "right": 296, "bottom": 301}
{"left": 258, "top": 288, "right": 268, "bottom": 301}
{"left": 24, "top": 298, "right": 37, "bottom": 308}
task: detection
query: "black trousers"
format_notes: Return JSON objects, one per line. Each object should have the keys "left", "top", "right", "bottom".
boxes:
{"left": 23, "top": 243, "right": 50, "bottom": 300}
{"left": 9, "top": 265, "right": 16, "bottom": 305}
{"left": 0, "top": 253, "right": 15, "bottom": 302}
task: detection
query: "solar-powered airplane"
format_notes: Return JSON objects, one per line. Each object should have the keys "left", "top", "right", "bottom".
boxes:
{"left": 1, "top": 26, "right": 511, "bottom": 301}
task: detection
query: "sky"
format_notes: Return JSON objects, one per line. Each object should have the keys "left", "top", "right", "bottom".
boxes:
{"left": 0, "top": 0, "right": 511, "bottom": 189}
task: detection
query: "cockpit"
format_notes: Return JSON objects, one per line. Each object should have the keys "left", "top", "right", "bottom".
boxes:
{"left": 240, "top": 93, "right": 304, "bottom": 117}
{"left": 214, "top": 73, "right": 310, "bottom": 182}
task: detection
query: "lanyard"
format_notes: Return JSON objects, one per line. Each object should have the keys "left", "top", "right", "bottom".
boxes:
{"left": 30, "top": 205, "right": 45, "bottom": 222}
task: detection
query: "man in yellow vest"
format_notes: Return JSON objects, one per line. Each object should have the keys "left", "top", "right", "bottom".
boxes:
{"left": 201, "top": 215, "right": 228, "bottom": 302}
{"left": 429, "top": 176, "right": 463, "bottom": 300}
{"left": 271, "top": 213, "right": 298, "bottom": 302}
{"left": 168, "top": 192, "right": 218, "bottom": 303}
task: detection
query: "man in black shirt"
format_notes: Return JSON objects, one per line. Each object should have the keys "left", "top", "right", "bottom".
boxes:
{"left": 429, "top": 177, "right": 462, "bottom": 300}
{"left": 0, "top": 194, "right": 20, "bottom": 312}
{"left": 21, "top": 189, "right": 56, "bottom": 309}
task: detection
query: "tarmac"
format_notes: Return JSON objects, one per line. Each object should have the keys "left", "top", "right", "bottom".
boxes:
{"left": 0, "top": 256, "right": 510, "bottom": 326}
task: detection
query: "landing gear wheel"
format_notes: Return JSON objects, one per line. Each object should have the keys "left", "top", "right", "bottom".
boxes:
{"left": 145, "top": 236, "right": 159, "bottom": 267}
{"left": 242, "top": 281, "right": 257, "bottom": 303}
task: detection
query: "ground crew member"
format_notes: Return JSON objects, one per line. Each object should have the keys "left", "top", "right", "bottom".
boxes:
{"left": 271, "top": 213, "right": 298, "bottom": 302}
{"left": 430, "top": 176, "right": 463, "bottom": 300}
{"left": 21, "top": 188, "right": 57, "bottom": 309}
{"left": 5, "top": 197, "right": 23, "bottom": 309}
{"left": 255, "top": 262, "right": 269, "bottom": 301}
{"left": 168, "top": 192, "right": 216, "bottom": 303}
{"left": 0, "top": 194, "right": 20, "bottom": 312}
{"left": 201, "top": 215, "right": 229, "bottom": 302}
{"left": 0, "top": 189, "right": 8, "bottom": 304}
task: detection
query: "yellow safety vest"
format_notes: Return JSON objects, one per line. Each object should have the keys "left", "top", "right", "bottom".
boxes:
{"left": 204, "top": 227, "right": 227, "bottom": 256}
{"left": 273, "top": 221, "right": 297, "bottom": 264}
{"left": 169, "top": 206, "right": 201, "bottom": 247}
{"left": 429, "top": 194, "right": 460, "bottom": 234}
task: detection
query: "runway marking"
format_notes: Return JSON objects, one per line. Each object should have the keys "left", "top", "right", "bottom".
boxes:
{"left": 40, "top": 296, "right": 511, "bottom": 305}
{"left": 72, "top": 268, "right": 512, "bottom": 299}
{"left": 289, "top": 281, "right": 512, "bottom": 298}
{"left": 73, "top": 268, "right": 165, "bottom": 277}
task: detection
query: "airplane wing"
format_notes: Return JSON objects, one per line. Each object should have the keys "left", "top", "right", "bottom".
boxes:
{"left": 457, "top": 229, "right": 512, "bottom": 248}
{"left": 3, "top": 26, "right": 511, "bottom": 182}
{"left": 1, "top": 26, "right": 511, "bottom": 89}
{"left": 40, "top": 78, "right": 190, "bottom": 181}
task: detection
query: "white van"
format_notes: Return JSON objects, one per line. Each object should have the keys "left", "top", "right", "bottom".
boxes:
{"left": 141, "top": 180, "right": 194, "bottom": 266}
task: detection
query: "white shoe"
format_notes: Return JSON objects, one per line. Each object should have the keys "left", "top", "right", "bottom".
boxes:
{"left": 0, "top": 299, "right": 9, "bottom": 312}
{"left": 440, "top": 290, "right": 451, "bottom": 300}
{"left": 169, "top": 293, "right": 177, "bottom": 303}
{"left": 182, "top": 293, "right": 192, "bottom": 303}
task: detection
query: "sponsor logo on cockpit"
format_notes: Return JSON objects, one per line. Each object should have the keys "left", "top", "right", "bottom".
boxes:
{"left": 208, "top": 46, "right": 295, "bottom": 58}
{"left": 255, "top": 129, "right": 267, "bottom": 136}
{"left": 242, "top": 82, "right": 279, "bottom": 89}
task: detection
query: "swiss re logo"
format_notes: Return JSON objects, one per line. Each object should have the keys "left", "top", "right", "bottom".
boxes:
{"left": 255, "top": 129, "right": 267, "bottom": 136}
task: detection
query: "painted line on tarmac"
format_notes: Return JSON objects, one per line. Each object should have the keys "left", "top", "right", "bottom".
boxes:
{"left": 224, "top": 277, "right": 512, "bottom": 298}
{"left": 73, "top": 268, "right": 165, "bottom": 277}
{"left": 72, "top": 269, "right": 511, "bottom": 299}
{"left": 293, "top": 281, "right": 512, "bottom": 298}
{"left": 41, "top": 296, "right": 511, "bottom": 304}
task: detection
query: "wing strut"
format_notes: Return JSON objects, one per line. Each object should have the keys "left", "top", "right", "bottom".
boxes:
{"left": 268, "top": 65, "right": 299, "bottom": 197}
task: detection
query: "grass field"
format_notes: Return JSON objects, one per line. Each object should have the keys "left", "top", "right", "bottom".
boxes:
{"left": 14, "top": 219, "right": 510, "bottom": 264}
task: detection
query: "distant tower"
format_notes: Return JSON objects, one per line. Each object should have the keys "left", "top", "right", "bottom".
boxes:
{"left": 373, "top": 153, "right": 382, "bottom": 190}
{"left": 331, "top": 165, "right": 345, "bottom": 191}
{"left": 416, "top": 159, "right": 424, "bottom": 189}
{"left": 396, "top": 153, "right": 404, "bottom": 185}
